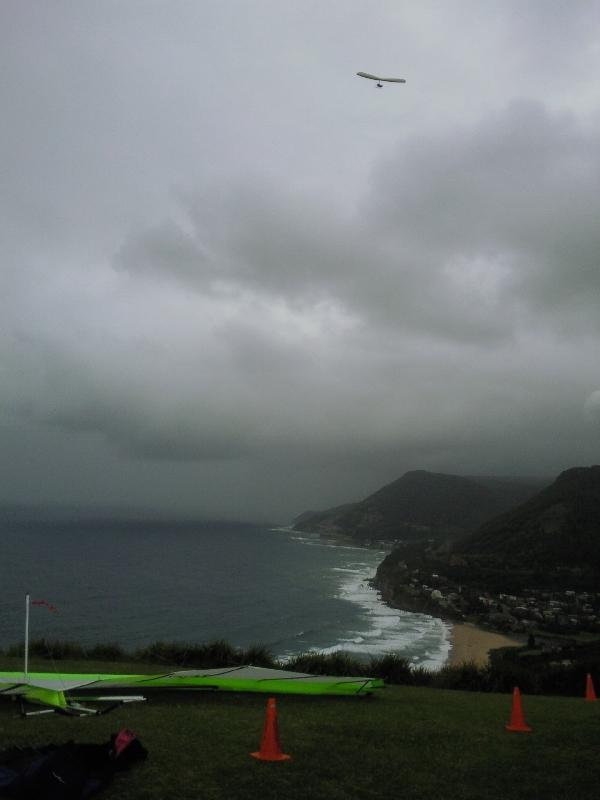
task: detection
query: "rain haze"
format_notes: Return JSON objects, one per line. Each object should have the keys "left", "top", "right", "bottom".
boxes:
{"left": 1, "top": 1, "right": 599, "bottom": 522}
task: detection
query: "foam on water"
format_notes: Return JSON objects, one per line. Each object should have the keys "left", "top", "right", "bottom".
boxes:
{"left": 2, "top": 521, "right": 451, "bottom": 669}
{"left": 292, "top": 541, "right": 451, "bottom": 670}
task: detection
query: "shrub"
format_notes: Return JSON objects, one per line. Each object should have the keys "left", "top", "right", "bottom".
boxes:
{"left": 434, "top": 661, "right": 490, "bottom": 691}
{"left": 133, "top": 639, "right": 245, "bottom": 668}
{"left": 486, "top": 661, "right": 540, "bottom": 694}
{"left": 8, "top": 639, "right": 86, "bottom": 660}
{"left": 86, "top": 642, "right": 126, "bottom": 661}
{"left": 241, "top": 644, "right": 276, "bottom": 667}
{"left": 198, "top": 640, "right": 240, "bottom": 667}
{"left": 7, "top": 635, "right": 596, "bottom": 699}
{"left": 285, "top": 651, "right": 366, "bottom": 676}
{"left": 410, "top": 665, "right": 434, "bottom": 686}
{"left": 134, "top": 641, "right": 189, "bottom": 666}
{"left": 370, "top": 653, "right": 414, "bottom": 684}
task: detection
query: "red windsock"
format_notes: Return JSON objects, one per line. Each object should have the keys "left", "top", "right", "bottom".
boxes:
{"left": 31, "top": 600, "right": 57, "bottom": 612}
{"left": 250, "top": 697, "right": 291, "bottom": 761}
{"left": 505, "top": 687, "right": 532, "bottom": 732}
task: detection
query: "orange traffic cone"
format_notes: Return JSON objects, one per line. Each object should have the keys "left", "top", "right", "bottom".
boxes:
{"left": 251, "top": 697, "right": 292, "bottom": 761}
{"left": 505, "top": 687, "right": 532, "bottom": 732}
{"left": 585, "top": 673, "right": 597, "bottom": 701}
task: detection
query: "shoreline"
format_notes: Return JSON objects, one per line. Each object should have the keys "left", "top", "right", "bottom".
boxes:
{"left": 446, "top": 622, "right": 523, "bottom": 667}
{"left": 290, "top": 527, "right": 523, "bottom": 667}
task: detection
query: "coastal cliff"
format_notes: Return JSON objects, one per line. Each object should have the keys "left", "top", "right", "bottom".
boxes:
{"left": 372, "top": 466, "right": 600, "bottom": 638}
{"left": 293, "top": 470, "right": 543, "bottom": 545}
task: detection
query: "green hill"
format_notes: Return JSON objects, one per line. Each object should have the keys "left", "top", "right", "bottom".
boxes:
{"left": 456, "top": 466, "right": 600, "bottom": 570}
{"left": 293, "top": 470, "right": 544, "bottom": 543}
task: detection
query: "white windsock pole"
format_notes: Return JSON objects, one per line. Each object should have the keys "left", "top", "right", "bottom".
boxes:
{"left": 24, "top": 593, "right": 30, "bottom": 679}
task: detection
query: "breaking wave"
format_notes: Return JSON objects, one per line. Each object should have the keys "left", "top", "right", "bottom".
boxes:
{"left": 293, "top": 545, "right": 451, "bottom": 670}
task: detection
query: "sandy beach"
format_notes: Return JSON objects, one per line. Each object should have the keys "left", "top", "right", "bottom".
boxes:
{"left": 447, "top": 622, "right": 522, "bottom": 666}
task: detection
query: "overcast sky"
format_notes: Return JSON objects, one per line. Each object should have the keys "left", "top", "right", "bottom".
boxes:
{"left": 1, "top": 1, "right": 599, "bottom": 522}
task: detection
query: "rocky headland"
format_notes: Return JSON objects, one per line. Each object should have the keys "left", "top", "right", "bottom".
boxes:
{"left": 295, "top": 466, "right": 600, "bottom": 643}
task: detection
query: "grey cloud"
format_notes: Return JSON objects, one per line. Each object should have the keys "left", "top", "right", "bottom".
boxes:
{"left": 584, "top": 391, "right": 600, "bottom": 426}
{"left": 116, "top": 179, "right": 512, "bottom": 346}
{"left": 369, "top": 100, "right": 600, "bottom": 331}
{"left": 1, "top": 331, "right": 255, "bottom": 462}
{"left": 115, "top": 221, "right": 211, "bottom": 287}
{"left": 2, "top": 1, "right": 600, "bottom": 520}
{"left": 117, "top": 99, "right": 600, "bottom": 346}
{"left": 501, "top": 1, "right": 600, "bottom": 72}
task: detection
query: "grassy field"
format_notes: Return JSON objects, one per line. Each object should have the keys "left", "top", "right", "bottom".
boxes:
{"left": 1, "top": 658, "right": 599, "bottom": 799}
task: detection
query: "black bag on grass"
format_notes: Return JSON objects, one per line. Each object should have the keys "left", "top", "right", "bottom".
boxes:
{"left": 0, "top": 729, "right": 147, "bottom": 799}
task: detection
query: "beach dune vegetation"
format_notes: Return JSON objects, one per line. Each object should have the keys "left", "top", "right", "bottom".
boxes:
{"left": 2, "top": 638, "right": 600, "bottom": 698}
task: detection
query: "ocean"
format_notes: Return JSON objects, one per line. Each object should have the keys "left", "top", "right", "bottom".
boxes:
{"left": 0, "top": 519, "right": 450, "bottom": 669}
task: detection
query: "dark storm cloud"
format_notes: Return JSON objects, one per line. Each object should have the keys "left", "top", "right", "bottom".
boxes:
{"left": 10, "top": 98, "right": 597, "bottom": 474}
{"left": 115, "top": 221, "right": 211, "bottom": 287}
{"left": 1, "top": 1, "right": 600, "bottom": 519}
{"left": 369, "top": 100, "right": 600, "bottom": 331}
{"left": 118, "top": 99, "right": 600, "bottom": 343}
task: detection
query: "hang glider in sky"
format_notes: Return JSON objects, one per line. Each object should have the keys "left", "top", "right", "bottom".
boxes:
{"left": 357, "top": 71, "right": 406, "bottom": 88}
{"left": 0, "top": 666, "right": 384, "bottom": 716}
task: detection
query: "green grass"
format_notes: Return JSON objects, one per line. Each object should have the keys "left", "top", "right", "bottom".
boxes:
{"left": 1, "top": 657, "right": 599, "bottom": 799}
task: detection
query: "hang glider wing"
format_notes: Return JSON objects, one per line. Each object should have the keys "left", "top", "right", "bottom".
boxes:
{"left": 0, "top": 675, "right": 146, "bottom": 716}
{"left": 115, "top": 666, "right": 385, "bottom": 696}
{"left": 357, "top": 71, "right": 406, "bottom": 84}
{"left": 1, "top": 666, "right": 384, "bottom": 715}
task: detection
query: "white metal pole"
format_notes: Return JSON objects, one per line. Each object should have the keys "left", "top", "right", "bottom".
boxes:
{"left": 24, "top": 593, "right": 30, "bottom": 679}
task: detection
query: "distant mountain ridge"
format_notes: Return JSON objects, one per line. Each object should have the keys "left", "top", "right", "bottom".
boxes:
{"left": 292, "top": 470, "right": 546, "bottom": 543}
{"left": 455, "top": 466, "right": 600, "bottom": 569}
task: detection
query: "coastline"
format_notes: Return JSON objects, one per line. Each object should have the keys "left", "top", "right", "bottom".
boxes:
{"left": 364, "top": 577, "right": 523, "bottom": 667}
{"left": 290, "top": 527, "right": 524, "bottom": 668}
{"left": 446, "top": 622, "right": 523, "bottom": 667}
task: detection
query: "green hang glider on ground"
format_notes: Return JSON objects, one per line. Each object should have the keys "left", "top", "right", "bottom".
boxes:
{"left": 0, "top": 666, "right": 385, "bottom": 715}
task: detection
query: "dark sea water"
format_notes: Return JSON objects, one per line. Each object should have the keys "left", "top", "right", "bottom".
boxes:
{"left": 0, "top": 519, "right": 450, "bottom": 668}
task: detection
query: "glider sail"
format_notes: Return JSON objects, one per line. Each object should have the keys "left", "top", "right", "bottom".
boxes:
{"left": 6, "top": 596, "right": 383, "bottom": 715}
{"left": 356, "top": 71, "right": 406, "bottom": 85}
{"left": 0, "top": 666, "right": 384, "bottom": 715}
